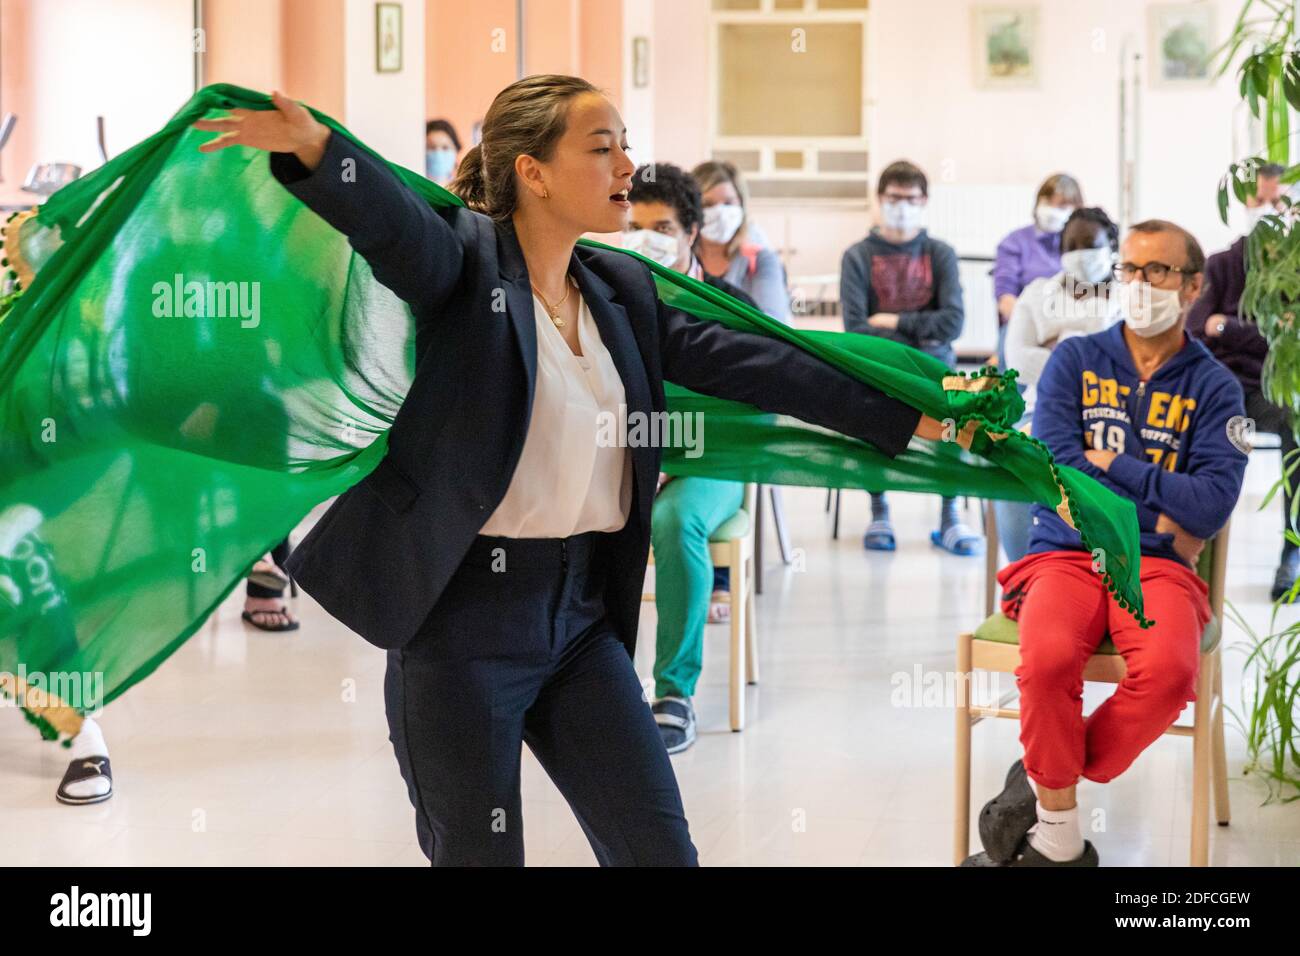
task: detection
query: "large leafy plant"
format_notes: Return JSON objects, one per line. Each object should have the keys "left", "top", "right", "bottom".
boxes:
{"left": 1215, "top": 0, "right": 1300, "bottom": 801}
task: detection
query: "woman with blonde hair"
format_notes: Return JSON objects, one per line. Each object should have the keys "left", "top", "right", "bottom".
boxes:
{"left": 194, "top": 76, "right": 942, "bottom": 866}
{"left": 691, "top": 160, "right": 792, "bottom": 323}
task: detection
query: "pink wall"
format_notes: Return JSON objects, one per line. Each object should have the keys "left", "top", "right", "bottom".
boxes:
{"left": 283, "top": 0, "right": 345, "bottom": 120}
{"left": 1, "top": 0, "right": 33, "bottom": 189}
{"left": 204, "top": 0, "right": 283, "bottom": 92}
{"left": 424, "top": 0, "right": 623, "bottom": 151}
{"left": 201, "top": 0, "right": 344, "bottom": 119}
{"left": 650, "top": 0, "right": 708, "bottom": 169}
{"left": 425, "top": 0, "right": 517, "bottom": 147}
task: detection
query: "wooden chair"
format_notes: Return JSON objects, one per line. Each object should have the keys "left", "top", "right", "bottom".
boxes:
{"left": 954, "top": 505, "right": 1231, "bottom": 867}
{"left": 644, "top": 483, "right": 759, "bottom": 731}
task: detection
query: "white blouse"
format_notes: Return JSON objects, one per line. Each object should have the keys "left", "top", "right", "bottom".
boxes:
{"left": 479, "top": 292, "right": 632, "bottom": 538}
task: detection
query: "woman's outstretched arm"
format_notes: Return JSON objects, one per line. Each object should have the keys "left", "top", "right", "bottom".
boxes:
{"left": 657, "top": 297, "right": 947, "bottom": 457}
{"left": 194, "top": 91, "right": 465, "bottom": 318}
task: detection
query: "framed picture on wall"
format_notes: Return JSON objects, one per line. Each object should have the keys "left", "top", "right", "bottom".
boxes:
{"left": 376, "top": 3, "right": 402, "bottom": 74}
{"left": 632, "top": 37, "right": 650, "bottom": 88}
{"left": 1149, "top": 3, "right": 1214, "bottom": 87}
{"left": 972, "top": 5, "right": 1039, "bottom": 89}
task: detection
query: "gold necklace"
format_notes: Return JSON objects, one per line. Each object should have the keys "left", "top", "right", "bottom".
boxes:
{"left": 531, "top": 275, "right": 575, "bottom": 328}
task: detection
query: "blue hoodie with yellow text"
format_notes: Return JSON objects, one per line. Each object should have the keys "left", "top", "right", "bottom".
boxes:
{"left": 1028, "top": 322, "right": 1248, "bottom": 565}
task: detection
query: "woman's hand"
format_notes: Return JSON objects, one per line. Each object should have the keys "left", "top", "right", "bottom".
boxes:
{"left": 915, "top": 414, "right": 947, "bottom": 441}
{"left": 193, "top": 90, "right": 330, "bottom": 172}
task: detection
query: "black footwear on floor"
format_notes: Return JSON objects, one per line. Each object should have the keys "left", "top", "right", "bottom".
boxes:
{"left": 242, "top": 605, "right": 300, "bottom": 632}
{"left": 961, "top": 837, "right": 1100, "bottom": 867}
{"left": 56, "top": 755, "right": 113, "bottom": 806}
{"left": 652, "top": 697, "right": 697, "bottom": 755}
{"left": 1270, "top": 554, "right": 1299, "bottom": 602}
{"left": 978, "top": 758, "right": 1037, "bottom": 864}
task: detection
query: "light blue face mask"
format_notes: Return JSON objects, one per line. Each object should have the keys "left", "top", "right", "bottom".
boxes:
{"left": 425, "top": 148, "right": 456, "bottom": 182}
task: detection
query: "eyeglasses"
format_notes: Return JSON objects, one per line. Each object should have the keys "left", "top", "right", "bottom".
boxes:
{"left": 1113, "top": 261, "right": 1196, "bottom": 283}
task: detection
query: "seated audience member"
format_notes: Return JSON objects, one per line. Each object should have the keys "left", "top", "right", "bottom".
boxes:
{"left": 627, "top": 162, "right": 757, "bottom": 753}
{"left": 691, "top": 160, "right": 792, "bottom": 323}
{"left": 1186, "top": 163, "right": 1297, "bottom": 599}
{"left": 996, "top": 207, "right": 1121, "bottom": 562}
{"left": 424, "top": 118, "right": 462, "bottom": 186}
{"left": 841, "top": 160, "right": 980, "bottom": 556}
{"left": 964, "top": 220, "right": 1247, "bottom": 867}
{"left": 993, "top": 174, "right": 1084, "bottom": 365}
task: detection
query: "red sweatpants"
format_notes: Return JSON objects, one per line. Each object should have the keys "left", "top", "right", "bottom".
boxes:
{"left": 998, "top": 550, "right": 1210, "bottom": 790}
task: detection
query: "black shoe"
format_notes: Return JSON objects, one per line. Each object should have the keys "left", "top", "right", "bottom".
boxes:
{"left": 652, "top": 697, "right": 697, "bottom": 755}
{"left": 961, "top": 837, "right": 1099, "bottom": 867}
{"left": 1271, "top": 552, "right": 1299, "bottom": 602}
{"left": 977, "top": 759, "right": 1037, "bottom": 863}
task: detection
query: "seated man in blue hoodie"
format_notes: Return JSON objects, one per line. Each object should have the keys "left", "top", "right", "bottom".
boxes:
{"left": 964, "top": 220, "right": 1248, "bottom": 867}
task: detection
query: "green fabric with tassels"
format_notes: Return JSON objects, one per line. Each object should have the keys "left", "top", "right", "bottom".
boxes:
{"left": 0, "top": 84, "right": 1150, "bottom": 734}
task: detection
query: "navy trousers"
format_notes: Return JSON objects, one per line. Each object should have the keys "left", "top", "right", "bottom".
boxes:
{"left": 384, "top": 531, "right": 698, "bottom": 866}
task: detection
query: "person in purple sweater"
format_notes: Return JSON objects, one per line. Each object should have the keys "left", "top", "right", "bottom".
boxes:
{"left": 993, "top": 174, "right": 1084, "bottom": 364}
{"left": 1186, "top": 164, "right": 1296, "bottom": 599}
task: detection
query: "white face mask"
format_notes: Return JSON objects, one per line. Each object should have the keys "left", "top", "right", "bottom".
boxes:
{"left": 624, "top": 228, "right": 681, "bottom": 268}
{"left": 1118, "top": 281, "right": 1184, "bottom": 338}
{"left": 881, "top": 200, "right": 926, "bottom": 233}
{"left": 700, "top": 203, "right": 744, "bottom": 244}
{"left": 1060, "top": 247, "right": 1114, "bottom": 285}
{"left": 1035, "top": 203, "right": 1073, "bottom": 234}
{"left": 1244, "top": 204, "right": 1276, "bottom": 230}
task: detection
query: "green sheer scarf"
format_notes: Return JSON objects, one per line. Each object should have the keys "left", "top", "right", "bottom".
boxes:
{"left": 0, "top": 85, "right": 1148, "bottom": 739}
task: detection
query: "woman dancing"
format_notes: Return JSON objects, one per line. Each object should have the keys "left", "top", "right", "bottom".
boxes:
{"left": 194, "top": 75, "right": 945, "bottom": 866}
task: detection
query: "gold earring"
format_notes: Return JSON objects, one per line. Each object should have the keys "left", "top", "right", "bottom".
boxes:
{"left": 542, "top": 186, "right": 550, "bottom": 199}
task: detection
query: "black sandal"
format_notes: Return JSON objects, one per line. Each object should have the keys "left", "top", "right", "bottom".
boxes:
{"left": 56, "top": 755, "right": 113, "bottom": 805}
{"left": 248, "top": 559, "right": 290, "bottom": 591}
{"left": 242, "top": 605, "right": 300, "bottom": 632}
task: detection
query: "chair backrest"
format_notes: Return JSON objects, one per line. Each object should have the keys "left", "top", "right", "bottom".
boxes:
{"left": 1198, "top": 518, "right": 1230, "bottom": 621}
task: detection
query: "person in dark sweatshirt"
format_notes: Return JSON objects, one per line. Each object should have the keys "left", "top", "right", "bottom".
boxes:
{"left": 840, "top": 161, "right": 980, "bottom": 556}
{"left": 1186, "top": 163, "right": 1295, "bottom": 599}
{"left": 964, "top": 220, "right": 1247, "bottom": 868}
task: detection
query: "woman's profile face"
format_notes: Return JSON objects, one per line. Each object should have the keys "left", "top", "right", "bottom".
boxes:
{"left": 531, "top": 92, "right": 637, "bottom": 234}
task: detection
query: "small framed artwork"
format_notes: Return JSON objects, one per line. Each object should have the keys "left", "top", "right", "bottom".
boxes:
{"left": 632, "top": 37, "right": 650, "bottom": 88}
{"left": 1149, "top": 3, "right": 1214, "bottom": 87}
{"left": 376, "top": 3, "right": 402, "bottom": 74}
{"left": 972, "top": 5, "right": 1039, "bottom": 89}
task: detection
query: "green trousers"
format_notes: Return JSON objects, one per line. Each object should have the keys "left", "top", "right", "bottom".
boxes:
{"left": 651, "top": 476, "right": 745, "bottom": 700}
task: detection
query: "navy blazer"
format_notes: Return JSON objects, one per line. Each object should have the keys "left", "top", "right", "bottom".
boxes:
{"left": 271, "top": 131, "right": 921, "bottom": 655}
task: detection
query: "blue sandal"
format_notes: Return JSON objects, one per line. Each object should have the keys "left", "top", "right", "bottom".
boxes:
{"left": 931, "top": 522, "right": 984, "bottom": 556}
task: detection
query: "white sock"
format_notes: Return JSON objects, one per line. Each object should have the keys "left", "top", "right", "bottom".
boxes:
{"left": 1026, "top": 802, "right": 1084, "bottom": 862}
{"left": 63, "top": 718, "right": 111, "bottom": 800}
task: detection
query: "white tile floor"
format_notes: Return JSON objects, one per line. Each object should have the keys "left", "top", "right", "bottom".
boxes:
{"left": 3, "top": 451, "right": 1299, "bottom": 866}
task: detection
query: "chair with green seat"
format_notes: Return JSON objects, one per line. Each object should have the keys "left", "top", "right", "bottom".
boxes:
{"left": 954, "top": 504, "right": 1231, "bottom": 867}
{"left": 643, "top": 483, "right": 759, "bottom": 731}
